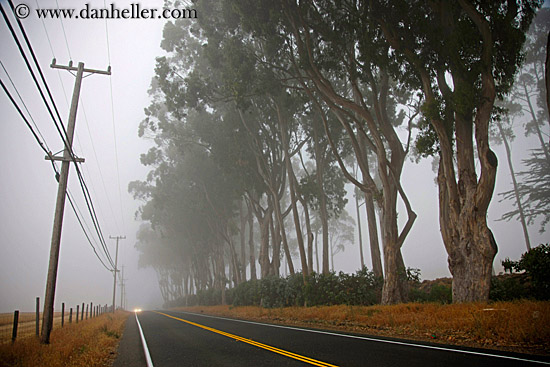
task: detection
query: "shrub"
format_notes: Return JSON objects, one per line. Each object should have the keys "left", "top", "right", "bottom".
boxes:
{"left": 259, "top": 276, "right": 289, "bottom": 308}
{"left": 231, "top": 279, "right": 262, "bottom": 306}
{"left": 516, "top": 244, "right": 550, "bottom": 300}
{"left": 409, "top": 283, "right": 452, "bottom": 304}
{"left": 489, "top": 274, "right": 529, "bottom": 301}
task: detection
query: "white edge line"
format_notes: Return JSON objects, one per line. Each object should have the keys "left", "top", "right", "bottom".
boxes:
{"left": 135, "top": 312, "right": 154, "bottom": 367}
{"left": 172, "top": 310, "right": 550, "bottom": 366}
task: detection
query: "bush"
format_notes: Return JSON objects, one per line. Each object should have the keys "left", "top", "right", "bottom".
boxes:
{"left": 489, "top": 274, "right": 529, "bottom": 301}
{"left": 197, "top": 288, "right": 222, "bottom": 306}
{"left": 516, "top": 244, "right": 550, "bottom": 300}
{"left": 259, "top": 276, "right": 291, "bottom": 308}
{"left": 221, "top": 267, "right": 383, "bottom": 308}
{"left": 409, "top": 284, "right": 452, "bottom": 304}
{"left": 231, "top": 279, "right": 262, "bottom": 306}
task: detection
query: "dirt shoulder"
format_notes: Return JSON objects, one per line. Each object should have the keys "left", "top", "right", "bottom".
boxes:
{"left": 173, "top": 300, "right": 550, "bottom": 357}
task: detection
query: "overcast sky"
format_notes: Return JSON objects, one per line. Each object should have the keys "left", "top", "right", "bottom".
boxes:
{"left": 0, "top": 0, "right": 548, "bottom": 313}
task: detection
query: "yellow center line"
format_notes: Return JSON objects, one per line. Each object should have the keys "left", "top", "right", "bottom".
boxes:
{"left": 155, "top": 311, "right": 339, "bottom": 367}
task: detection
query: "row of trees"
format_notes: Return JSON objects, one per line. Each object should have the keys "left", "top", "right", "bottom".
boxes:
{"left": 130, "top": 0, "right": 547, "bottom": 305}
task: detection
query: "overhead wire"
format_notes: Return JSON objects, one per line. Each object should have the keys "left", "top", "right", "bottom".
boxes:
{"left": 54, "top": 0, "right": 72, "bottom": 61}
{"left": 0, "top": 2, "right": 71, "bottom": 150}
{"left": 38, "top": 1, "right": 122, "bottom": 234}
{"left": 0, "top": 60, "right": 49, "bottom": 152}
{"left": 103, "top": 1, "right": 126, "bottom": 232}
{"left": 2, "top": 0, "right": 116, "bottom": 269}
{"left": 0, "top": 69, "right": 113, "bottom": 270}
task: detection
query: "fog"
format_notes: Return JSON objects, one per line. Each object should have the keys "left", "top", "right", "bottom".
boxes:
{"left": 0, "top": 0, "right": 548, "bottom": 313}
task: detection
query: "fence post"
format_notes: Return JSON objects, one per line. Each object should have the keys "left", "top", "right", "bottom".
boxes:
{"left": 91, "top": 302, "right": 93, "bottom": 318}
{"left": 81, "top": 303, "right": 84, "bottom": 321}
{"left": 85, "top": 304, "right": 88, "bottom": 320}
{"left": 69, "top": 308, "right": 73, "bottom": 324}
{"left": 61, "top": 303, "right": 65, "bottom": 327}
{"left": 12, "top": 310, "right": 19, "bottom": 343}
{"left": 76, "top": 305, "right": 79, "bottom": 324}
{"left": 35, "top": 297, "right": 39, "bottom": 337}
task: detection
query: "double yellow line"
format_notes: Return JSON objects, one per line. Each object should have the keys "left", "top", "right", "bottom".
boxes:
{"left": 155, "top": 311, "right": 338, "bottom": 367}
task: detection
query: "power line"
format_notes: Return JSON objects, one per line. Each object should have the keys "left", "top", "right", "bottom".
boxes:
{"left": 4, "top": 0, "right": 114, "bottom": 255}
{"left": 103, "top": 4, "right": 125, "bottom": 231}
{"left": 1, "top": 72, "right": 114, "bottom": 271}
{"left": 2, "top": 0, "right": 116, "bottom": 269}
{"left": 0, "top": 60, "right": 50, "bottom": 153}
{"left": 66, "top": 190, "right": 113, "bottom": 271}
{"left": 0, "top": 76, "right": 49, "bottom": 155}
{"left": 37, "top": 5, "right": 121, "bottom": 234}
{"left": 1, "top": 1, "right": 71, "bottom": 153}
{"left": 55, "top": 0, "right": 72, "bottom": 60}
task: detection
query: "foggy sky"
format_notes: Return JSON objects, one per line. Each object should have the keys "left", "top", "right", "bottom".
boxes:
{"left": 0, "top": 0, "right": 548, "bottom": 313}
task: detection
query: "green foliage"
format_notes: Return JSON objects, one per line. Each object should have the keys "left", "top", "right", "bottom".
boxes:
{"left": 491, "top": 244, "right": 550, "bottom": 301}
{"left": 489, "top": 275, "right": 530, "bottom": 301}
{"left": 230, "top": 267, "right": 383, "bottom": 308}
{"left": 500, "top": 148, "right": 550, "bottom": 233}
{"left": 231, "top": 279, "right": 262, "bottom": 306}
{"left": 501, "top": 257, "right": 517, "bottom": 274}
{"left": 409, "top": 284, "right": 453, "bottom": 304}
{"left": 516, "top": 244, "right": 550, "bottom": 300}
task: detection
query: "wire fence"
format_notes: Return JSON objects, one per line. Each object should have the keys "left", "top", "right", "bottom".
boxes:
{"left": 0, "top": 298, "right": 113, "bottom": 343}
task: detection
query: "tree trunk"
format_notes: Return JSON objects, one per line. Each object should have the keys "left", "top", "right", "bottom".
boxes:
{"left": 330, "top": 237, "right": 334, "bottom": 272}
{"left": 365, "top": 191, "right": 383, "bottom": 278}
{"left": 302, "top": 200, "right": 314, "bottom": 275}
{"left": 354, "top": 188, "right": 365, "bottom": 269}
{"left": 437, "top": 159, "right": 498, "bottom": 302}
{"left": 270, "top": 211, "right": 282, "bottom": 276}
{"left": 258, "top": 210, "right": 272, "bottom": 278}
{"left": 314, "top": 229, "right": 320, "bottom": 273}
{"left": 240, "top": 199, "right": 247, "bottom": 281}
{"left": 381, "top": 243, "right": 407, "bottom": 304}
{"left": 379, "top": 183, "right": 408, "bottom": 304}
{"left": 312, "top": 118, "right": 330, "bottom": 274}
{"left": 272, "top": 192, "right": 294, "bottom": 275}
{"left": 247, "top": 200, "right": 257, "bottom": 280}
{"left": 277, "top": 107, "right": 308, "bottom": 279}
{"left": 496, "top": 119, "right": 531, "bottom": 250}
{"left": 361, "top": 137, "right": 383, "bottom": 278}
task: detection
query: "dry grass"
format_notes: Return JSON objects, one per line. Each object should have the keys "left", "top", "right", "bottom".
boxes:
{"left": 176, "top": 300, "right": 550, "bottom": 355}
{"left": 0, "top": 313, "right": 66, "bottom": 343}
{"left": 0, "top": 311, "right": 129, "bottom": 367}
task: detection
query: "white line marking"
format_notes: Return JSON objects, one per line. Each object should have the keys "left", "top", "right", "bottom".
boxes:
{"left": 172, "top": 310, "right": 550, "bottom": 365}
{"left": 135, "top": 312, "right": 154, "bottom": 367}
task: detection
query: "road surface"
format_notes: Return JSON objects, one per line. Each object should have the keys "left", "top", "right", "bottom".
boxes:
{"left": 114, "top": 310, "right": 550, "bottom": 367}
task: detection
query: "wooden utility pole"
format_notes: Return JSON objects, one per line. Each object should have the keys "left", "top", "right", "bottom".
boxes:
{"left": 119, "top": 265, "right": 128, "bottom": 310}
{"left": 41, "top": 60, "right": 111, "bottom": 344}
{"left": 110, "top": 235, "right": 125, "bottom": 313}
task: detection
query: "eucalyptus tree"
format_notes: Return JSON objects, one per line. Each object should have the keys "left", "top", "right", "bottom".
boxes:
{"left": 153, "top": 18, "right": 290, "bottom": 280}
{"left": 371, "top": 0, "right": 541, "bottom": 302}
{"left": 134, "top": 223, "right": 188, "bottom": 305}
{"left": 517, "top": 7, "right": 550, "bottom": 159}
{"left": 498, "top": 8, "right": 550, "bottom": 235}
{"left": 131, "top": 18, "right": 270, "bottom": 300}
{"left": 491, "top": 101, "right": 532, "bottom": 250}
{"left": 188, "top": 4, "right": 336, "bottom": 279}
{"left": 328, "top": 209, "right": 355, "bottom": 272}
{"left": 196, "top": 0, "right": 418, "bottom": 303}
{"left": 282, "top": 1, "right": 417, "bottom": 303}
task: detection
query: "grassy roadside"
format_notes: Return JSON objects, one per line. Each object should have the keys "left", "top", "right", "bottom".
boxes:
{"left": 175, "top": 300, "right": 550, "bottom": 356}
{"left": 0, "top": 311, "right": 129, "bottom": 367}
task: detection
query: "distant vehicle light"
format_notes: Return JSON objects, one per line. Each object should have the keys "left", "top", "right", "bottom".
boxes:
{"left": 134, "top": 308, "right": 142, "bottom": 313}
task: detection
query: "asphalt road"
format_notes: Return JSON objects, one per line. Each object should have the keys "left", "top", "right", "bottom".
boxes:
{"left": 114, "top": 310, "right": 550, "bottom": 367}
